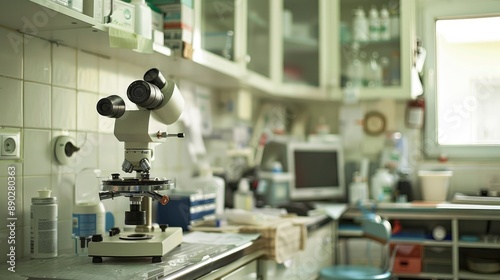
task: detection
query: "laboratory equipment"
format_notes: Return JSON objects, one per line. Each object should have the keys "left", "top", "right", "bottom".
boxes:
{"left": 260, "top": 139, "right": 345, "bottom": 202}
{"left": 88, "top": 68, "right": 185, "bottom": 263}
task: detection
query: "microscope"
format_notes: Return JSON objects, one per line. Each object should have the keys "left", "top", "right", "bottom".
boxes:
{"left": 88, "top": 68, "right": 185, "bottom": 263}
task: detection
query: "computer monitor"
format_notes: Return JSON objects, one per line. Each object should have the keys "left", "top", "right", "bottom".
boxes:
{"left": 260, "top": 139, "right": 345, "bottom": 202}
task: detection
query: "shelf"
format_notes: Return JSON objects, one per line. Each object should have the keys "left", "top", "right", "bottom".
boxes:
{"left": 394, "top": 272, "right": 454, "bottom": 279}
{"left": 459, "top": 270, "right": 500, "bottom": 280}
{"left": 341, "top": 38, "right": 400, "bottom": 48}
{"left": 459, "top": 242, "right": 500, "bottom": 249}
{"left": 390, "top": 239, "right": 453, "bottom": 246}
{"left": 283, "top": 36, "right": 319, "bottom": 53}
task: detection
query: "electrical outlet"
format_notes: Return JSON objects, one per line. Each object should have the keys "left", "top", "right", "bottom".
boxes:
{"left": 0, "top": 130, "right": 21, "bottom": 160}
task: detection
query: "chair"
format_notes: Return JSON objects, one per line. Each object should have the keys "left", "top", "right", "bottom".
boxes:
{"left": 319, "top": 214, "right": 392, "bottom": 280}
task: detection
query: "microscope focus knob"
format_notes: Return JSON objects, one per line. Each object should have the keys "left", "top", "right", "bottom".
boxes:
{"left": 159, "top": 224, "right": 168, "bottom": 232}
{"left": 91, "top": 234, "right": 103, "bottom": 242}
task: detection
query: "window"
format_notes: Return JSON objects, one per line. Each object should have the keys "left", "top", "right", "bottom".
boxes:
{"left": 422, "top": 0, "right": 500, "bottom": 158}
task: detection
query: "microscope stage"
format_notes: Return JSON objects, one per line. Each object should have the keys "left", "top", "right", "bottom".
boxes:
{"left": 88, "top": 227, "right": 182, "bottom": 261}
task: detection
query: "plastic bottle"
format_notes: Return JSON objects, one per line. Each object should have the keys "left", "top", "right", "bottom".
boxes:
{"left": 352, "top": 7, "right": 368, "bottom": 42}
{"left": 349, "top": 172, "right": 368, "bottom": 205}
{"left": 368, "top": 5, "right": 380, "bottom": 41}
{"left": 379, "top": 6, "right": 391, "bottom": 40}
{"left": 31, "top": 190, "right": 58, "bottom": 258}
{"left": 366, "top": 51, "right": 382, "bottom": 87}
{"left": 132, "top": 0, "right": 153, "bottom": 40}
{"left": 234, "top": 178, "right": 254, "bottom": 211}
{"left": 346, "top": 43, "right": 364, "bottom": 88}
{"left": 371, "top": 169, "right": 394, "bottom": 202}
{"left": 390, "top": 7, "right": 400, "bottom": 40}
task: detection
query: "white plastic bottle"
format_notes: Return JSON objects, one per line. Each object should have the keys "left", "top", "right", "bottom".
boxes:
{"left": 132, "top": 0, "right": 153, "bottom": 52}
{"left": 371, "top": 169, "right": 394, "bottom": 202}
{"left": 234, "top": 178, "right": 254, "bottom": 211}
{"left": 368, "top": 5, "right": 380, "bottom": 41}
{"left": 31, "top": 190, "right": 58, "bottom": 258}
{"left": 379, "top": 6, "right": 391, "bottom": 40}
{"left": 352, "top": 7, "right": 368, "bottom": 42}
{"left": 349, "top": 172, "right": 368, "bottom": 205}
{"left": 390, "top": 8, "right": 400, "bottom": 39}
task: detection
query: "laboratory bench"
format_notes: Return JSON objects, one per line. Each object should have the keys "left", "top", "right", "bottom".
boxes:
{"left": 3, "top": 214, "right": 337, "bottom": 280}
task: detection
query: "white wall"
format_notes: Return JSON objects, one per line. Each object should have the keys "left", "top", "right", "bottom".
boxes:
{"left": 0, "top": 26, "right": 194, "bottom": 261}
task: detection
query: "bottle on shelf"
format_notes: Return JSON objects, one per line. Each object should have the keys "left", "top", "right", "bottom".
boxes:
{"left": 352, "top": 7, "right": 368, "bottom": 42}
{"left": 368, "top": 5, "right": 380, "bottom": 41}
{"left": 389, "top": 4, "right": 400, "bottom": 40}
{"left": 380, "top": 56, "right": 390, "bottom": 86}
{"left": 365, "top": 51, "right": 382, "bottom": 87}
{"left": 390, "top": 51, "right": 401, "bottom": 85}
{"left": 346, "top": 43, "right": 364, "bottom": 88}
{"left": 371, "top": 168, "right": 395, "bottom": 202}
{"left": 379, "top": 6, "right": 391, "bottom": 40}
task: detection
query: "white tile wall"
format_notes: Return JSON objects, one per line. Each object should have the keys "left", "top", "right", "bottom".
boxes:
{"left": 52, "top": 86, "right": 77, "bottom": 130}
{"left": 24, "top": 35, "right": 51, "bottom": 84}
{"left": 76, "top": 91, "right": 98, "bottom": 131}
{"left": 24, "top": 82, "right": 51, "bottom": 129}
{"left": 0, "top": 25, "right": 192, "bottom": 262}
{"left": 77, "top": 51, "right": 99, "bottom": 93}
{"left": 0, "top": 28, "right": 23, "bottom": 79}
{"left": 0, "top": 77, "right": 23, "bottom": 127}
{"left": 23, "top": 129, "right": 52, "bottom": 176}
{"left": 52, "top": 45, "right": 76, "bottom": 88}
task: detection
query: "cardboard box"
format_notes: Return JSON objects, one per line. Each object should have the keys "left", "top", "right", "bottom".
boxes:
{"left": 156, "top": 3, "right": 193, "bottom": 44}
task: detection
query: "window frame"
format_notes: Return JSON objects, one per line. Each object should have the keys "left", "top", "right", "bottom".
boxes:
{"left": 421, "top": 0, "right": 500, "bottom": 159}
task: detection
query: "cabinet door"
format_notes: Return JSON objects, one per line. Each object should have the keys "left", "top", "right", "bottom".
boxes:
{"left": 193, "top": 0, "right": 245, "bottom": 77}
{"left": 246, "top": 0, "right": 271, "bottom": 79}
{"left": 332, "top": 0, "right": 415, "bottom": 99}
{"left": 279, "top": 0, "right": 323, "bottom": 87}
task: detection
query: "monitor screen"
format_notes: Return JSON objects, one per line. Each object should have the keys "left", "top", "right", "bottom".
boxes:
{"left": 287, "top": 142, "right": 345, "bottom": 201}
{"left": 294, "top": 150, "right": 339, "bottom": 189}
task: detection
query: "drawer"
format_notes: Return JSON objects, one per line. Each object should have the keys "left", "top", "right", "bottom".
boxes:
{"left": 393, "top": 257, "right": 422, "bottom": 274}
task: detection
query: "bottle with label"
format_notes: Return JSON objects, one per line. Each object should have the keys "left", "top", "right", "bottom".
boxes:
{"left": 352, "top": 7, "right": 368, "bottom": 42}
{"left": 368, "top": 5, "right": 380, "bottom": 41}
{"left": 379, "top": 6, "right": 391, "bottom": 40}
{"left": 370, "top": 169, "right": 394, "bottom": 202}
{"left": 349, "top": 171, "right": 368, "bottom": 205}
{"left": 31, "top": 190, "right": 58, "bottom": 258}
{"left": 234, "top": 178, "right": 254, "bottom": 211}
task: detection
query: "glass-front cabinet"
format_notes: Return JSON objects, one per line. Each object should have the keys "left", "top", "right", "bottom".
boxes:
{"left": 193, "top": 0, "right": 245, "bottom": 78}
{"left": 246, "top": 0, "right": 271, "bottom": 79}
{"left": 331, "top": 0, "right": 415, "bottom": 99}
{"left": 274, "top": 0, "right": 329, "bottom": 98}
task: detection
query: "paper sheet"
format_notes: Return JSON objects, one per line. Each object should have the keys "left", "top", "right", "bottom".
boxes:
{"left": 183, "top": 231, "right": 260, "bottom": 247}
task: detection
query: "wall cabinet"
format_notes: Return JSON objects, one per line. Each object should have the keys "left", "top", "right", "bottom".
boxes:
{"left": 1, "top": 0, "right": 416, "bottom": 101}
{"left": 330, "top": 0, "right": 416, "bottom": 100}
{"left": 340, "top": 205, "right": 500, "bottom": 280}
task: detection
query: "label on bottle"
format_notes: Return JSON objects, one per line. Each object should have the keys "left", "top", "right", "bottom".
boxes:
{"left": 31, "top": 204, "right": 58, "bottom": 258}
{"left": 73, "top": 213, "right": 98, "bottom": 237}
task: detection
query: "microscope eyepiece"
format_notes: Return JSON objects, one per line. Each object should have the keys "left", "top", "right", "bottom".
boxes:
{"left": 127, "top": 80, "right": 164, "bottom": 109}
{"left": 96, "top": 95, "right": 125, "bottom": 118}
{"left": 143, "top": 68, "right": 167, "bottom": 89}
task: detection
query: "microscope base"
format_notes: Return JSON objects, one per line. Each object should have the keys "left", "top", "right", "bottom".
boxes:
{"left": 88, "top": 227, "right": 183, "bottom": 263}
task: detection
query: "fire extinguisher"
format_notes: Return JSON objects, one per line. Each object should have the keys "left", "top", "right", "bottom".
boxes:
{"left": 406, "top": 96, "right": 425, "bottom": 129}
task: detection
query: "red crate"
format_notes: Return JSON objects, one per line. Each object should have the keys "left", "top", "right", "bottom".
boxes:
{"left": 391, "top": 244, "right": 422, "bottom": 274}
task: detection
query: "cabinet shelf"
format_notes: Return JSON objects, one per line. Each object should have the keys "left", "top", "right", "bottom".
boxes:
{"left": 459, "top": 270, "right": 500, "bottom": 280}
{"left": 341, "top": 38, "right": 400, "bottom": 47}
{"left": 283, "top": 36, "right": 319, "bottom": 53}
{"left": 390, "top": 239, "right": 453, "bottom": 246}
{"left": 394, "top": 272, "right": 454, "bottom": 279}
{"left": 459, "top": 242, "right": 500, "bottom": 249}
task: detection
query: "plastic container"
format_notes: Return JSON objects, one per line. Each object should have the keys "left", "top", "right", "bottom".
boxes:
{"left": 31, "top": 190, "right": 58, "bottom": 258}
{"left": 352, "top": 7, "right": 368, "bottom": 42}
{"left": 234, "top": 178, "right": 254, "bottom": 211}
{"left": 371, "top": 168, "right": 394, "bottom": 202}
{"left": 368, "top": 5, "right": 380, "bottom": 41}
{"left": 418, "top": 170, "right": 453, "bottom": 201}
{"left": 379, "top": 6, "right": 390, "bottom": 40}
{"left": 72, "top": 202, "right": 106, "bottom": 237}
{"left": 349, "top": 172, "right": 368, "bottom": 205}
